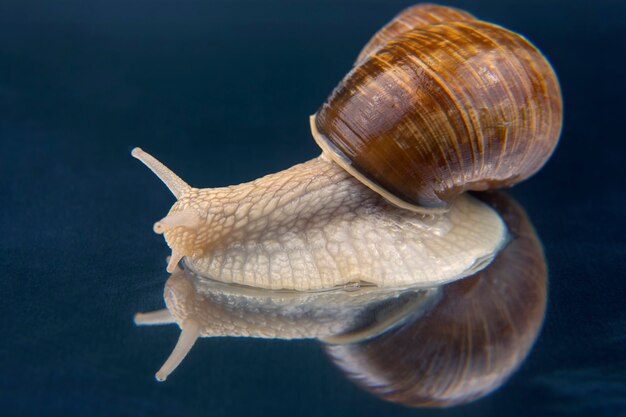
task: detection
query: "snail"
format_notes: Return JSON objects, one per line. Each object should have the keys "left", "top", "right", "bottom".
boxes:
{"left": 132, "top": 4, "right": 562, "bottom": 382}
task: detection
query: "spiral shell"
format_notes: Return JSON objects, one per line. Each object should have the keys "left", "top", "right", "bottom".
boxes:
{"left": 312, "top": 5, "right": 562, "bottom": 211}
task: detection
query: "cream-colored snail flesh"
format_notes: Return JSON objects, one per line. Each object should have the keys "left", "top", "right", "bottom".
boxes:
{"left": 132, "top": 149, "right": 507, "bottom": 291}
{"left": 132, "top": 4, "right": 562, "bottom": 383}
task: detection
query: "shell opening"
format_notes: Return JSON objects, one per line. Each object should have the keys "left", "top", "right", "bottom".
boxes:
{"left": 309, "top": 116, "right": 448, "bottom": 215}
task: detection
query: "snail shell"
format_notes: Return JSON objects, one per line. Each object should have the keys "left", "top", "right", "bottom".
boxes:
{"left": 312, "top": 4, "right": 562, "bottom": 211}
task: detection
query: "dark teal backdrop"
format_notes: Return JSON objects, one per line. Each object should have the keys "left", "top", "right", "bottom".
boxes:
{"left": 1, "top": 0, "right": 625, "bottom": 416}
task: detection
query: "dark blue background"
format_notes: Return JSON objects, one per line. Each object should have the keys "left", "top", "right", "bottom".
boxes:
{"left": 1, "top": 0, "right": 625, "bottom": 416}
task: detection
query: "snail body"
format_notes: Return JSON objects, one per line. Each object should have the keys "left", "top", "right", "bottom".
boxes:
{"left": 133, "top": 150, "right": 506, "bottom": 291}
{"left": 132, "top": 4, "right": 562, "bottom": 382}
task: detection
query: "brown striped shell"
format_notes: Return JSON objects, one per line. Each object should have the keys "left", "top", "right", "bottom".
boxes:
{"left": 312, "top": 4, "right": 562, "bottom": 211}
{"left": 356, "top": 4, "right": 476, "bottom": 64}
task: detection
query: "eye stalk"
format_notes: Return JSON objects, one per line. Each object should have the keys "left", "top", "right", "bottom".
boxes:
{"left": 131, "top": 148, "right": 189, "bottom": 199}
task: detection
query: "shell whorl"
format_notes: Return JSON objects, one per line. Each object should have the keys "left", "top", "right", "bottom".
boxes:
{"left": 313, "top": 5, "right": 563, "bottom": 211}
{"left": 356, "top": 4, "right": 476, "bottom": 64}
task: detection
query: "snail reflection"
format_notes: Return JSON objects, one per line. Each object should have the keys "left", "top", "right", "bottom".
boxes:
{"left": 131, "top": 3, "right": 560, "bottom": 406}
{"left": 135, "top": 192, "right": 547, "bottom": 406}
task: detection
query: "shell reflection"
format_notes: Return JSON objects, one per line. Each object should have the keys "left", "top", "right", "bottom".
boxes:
{"left": 324, "top": 192, "right": 547, "bottom": 407}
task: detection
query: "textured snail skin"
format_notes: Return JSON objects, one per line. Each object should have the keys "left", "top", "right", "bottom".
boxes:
{"left": 133, "top": 149, "right": 506, "bottom": 291}
{"left": 324, "top": 192, "right": 547, "bottom": 407}
{"left": 314, "top": 5, "right": 562, "bottom": 210}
